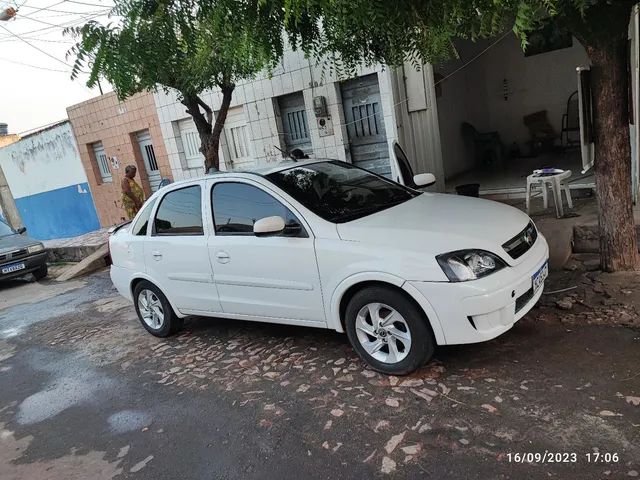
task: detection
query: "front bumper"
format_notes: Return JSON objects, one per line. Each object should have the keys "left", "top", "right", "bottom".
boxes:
{"left": 0, "top": 251, "right": 48, "bottom": 281}
{"left": 409, "top": 235, "right": 549, "bottom": 345}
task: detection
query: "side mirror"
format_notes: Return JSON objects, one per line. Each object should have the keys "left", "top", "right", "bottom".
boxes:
{"left": 16, "top": 226, "right": 27, "bottom": 235}
{"left": 413, "top": 173, "right": 436, "bottom": 188}
{"left": 253, "top": 216, "right": 285, "bottom": 236}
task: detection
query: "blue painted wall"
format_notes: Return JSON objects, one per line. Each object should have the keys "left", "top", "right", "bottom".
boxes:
{"left": 14, "top": 182, "right": 101, "bottom": 240}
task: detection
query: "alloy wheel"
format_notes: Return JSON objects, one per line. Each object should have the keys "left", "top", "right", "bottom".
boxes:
{"left": 354, "top": 302, "right": 412, "bottom": 364}
{"left": 138, "top": 289, "right": 165, "bottom": 329}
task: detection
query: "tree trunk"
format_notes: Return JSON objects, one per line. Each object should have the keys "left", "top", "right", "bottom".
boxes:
{"left": 589, "top": 41, "right": 639, "bottom": 271}
{"left": 181, "top": 94, "right": 214, "bottom": 173}
{"left": 204, "top": 84, "right": 235, "bottom": 172}
{"left": 564, "top": 1, "right": 639, "bottom": 271}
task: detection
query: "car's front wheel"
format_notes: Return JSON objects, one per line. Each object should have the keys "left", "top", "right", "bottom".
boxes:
{"left": 33, "top": 264, "right": 48, "bottom": 280}
{"left": 133, "top": 280, "right": 182, "bottom": 337}
{"left": 345, "top": 286, "right": 435, "bottom": 375}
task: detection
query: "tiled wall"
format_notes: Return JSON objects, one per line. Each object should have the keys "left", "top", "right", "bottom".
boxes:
{"left": 153, "top": 48, "right": 400, "bottom": 181}
{"left": 67, "top": 91, "right": 173, "bottom": 226}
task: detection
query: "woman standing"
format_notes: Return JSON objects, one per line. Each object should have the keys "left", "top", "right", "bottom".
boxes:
{"left": 121, "top": 165, "right": 145, "bottom": 220}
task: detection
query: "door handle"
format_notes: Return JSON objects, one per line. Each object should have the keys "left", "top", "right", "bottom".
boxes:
{"left": 216, "top": 251, "right": 230, "bottom": 264}
{"left": 152, "top": 251, "right": 163, "bottom": 261}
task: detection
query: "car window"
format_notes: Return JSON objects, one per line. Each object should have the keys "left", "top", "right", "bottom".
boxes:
{"left": 131, "top": 198, "right": 157, "bottom": 236}
{"left": 154, "top": 186, "right": 203, "bottom": 235}
{"left": 266, "top": 160, "right": 420, "bottom": 223}
{"left": 211, "top": 182, "right": 306, "bottom": 237}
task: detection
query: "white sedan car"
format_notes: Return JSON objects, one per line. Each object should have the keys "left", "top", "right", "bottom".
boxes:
{"left": 110, "top": 159, "right": 548, "bottom": 375}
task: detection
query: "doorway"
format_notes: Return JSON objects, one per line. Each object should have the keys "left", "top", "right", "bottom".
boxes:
{"left": 341, "top": 74, "right": 391, "bottom": 177}
{"left": 136, "top": 130, "right": 161, "bottom": 192}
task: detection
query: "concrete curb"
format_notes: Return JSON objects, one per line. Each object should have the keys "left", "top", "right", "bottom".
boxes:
{"left": 47, "top": 244, "right": 105, "bottom": 263}
{"left": 55, "top": 243, "right": 109, "bottom": 282}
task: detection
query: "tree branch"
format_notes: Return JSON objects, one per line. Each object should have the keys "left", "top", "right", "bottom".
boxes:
{"left": 196, "top": 96, "right": 213, "bottom": 125}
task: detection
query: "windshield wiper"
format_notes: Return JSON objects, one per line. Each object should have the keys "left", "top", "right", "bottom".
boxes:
{"left": 332, "top": 200, "right": 408, "bottom": 223}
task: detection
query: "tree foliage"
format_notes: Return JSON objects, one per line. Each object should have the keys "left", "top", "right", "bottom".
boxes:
{"left": 283, "top": 0, "right": 632, "bottom": 71}
{"left": 67, "top": 0, "right": 288, "bottom": 170}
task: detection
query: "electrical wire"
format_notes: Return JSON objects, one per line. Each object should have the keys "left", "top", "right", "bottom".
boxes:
{"left": 18, "top": 0, "right": 67, "bottom": 16}
{"left": 63, "top": 0, "right": 114, "bottom": 7}
{"left": 0, "top": 22, "right": 73, "bottom": 67}
{"left": 0, "top": 10, "right": 105, "bottom": 38}
{"left": 0, "top": 54, "right": 69, "bottom": 71}
{"left": 17, "top": 118, "right": 68, "bottom": 135}
{"left": 0, "top": 35, "right": 74, "bottom": 43}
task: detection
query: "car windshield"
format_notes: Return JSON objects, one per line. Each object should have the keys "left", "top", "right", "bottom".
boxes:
{"left": 266, "top": 161, "right": 420, "bottom": 223}
{"left": 0, "top": 220, "right": 15, "bottom": 238}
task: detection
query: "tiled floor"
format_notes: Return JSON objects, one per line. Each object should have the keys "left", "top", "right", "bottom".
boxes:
{"left": 445, "top": 150, "right": 595, "bottom": 195}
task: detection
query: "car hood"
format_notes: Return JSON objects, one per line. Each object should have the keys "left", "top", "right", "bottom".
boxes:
{"left": 0, "top": 234, "right": 40, "bottom": 254}
{"left": 336, "top": 193, "right": 532, "bottom": 265}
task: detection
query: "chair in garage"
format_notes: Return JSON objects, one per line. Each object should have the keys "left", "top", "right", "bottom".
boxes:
{"left": 526, "top": 169, "right": 573, "bottom": 218}
{"left": 460, "top": 122, "right": 504, "bottom": 167}
{"left": 560, "top": 90, "right": 580, "bottom": 151}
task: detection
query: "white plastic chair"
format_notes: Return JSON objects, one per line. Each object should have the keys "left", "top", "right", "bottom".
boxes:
{"left": 526, "top": 169, "right": 573, "bottom": 218}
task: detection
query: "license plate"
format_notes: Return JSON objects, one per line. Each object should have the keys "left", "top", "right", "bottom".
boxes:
{"left": 1, "top": 262, "right": 26, "bottom": 275}
{"left": 532, "top": 260, "right": 549, "bottom": 293}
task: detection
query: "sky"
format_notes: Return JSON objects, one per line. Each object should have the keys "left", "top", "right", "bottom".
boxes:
{"left": 0, "top": 0, "right": 114, "bottom": 135}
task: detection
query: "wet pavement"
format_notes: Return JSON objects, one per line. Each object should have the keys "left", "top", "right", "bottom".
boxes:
{"left": 0, "top": 269, "right": 639, "bottom": 479}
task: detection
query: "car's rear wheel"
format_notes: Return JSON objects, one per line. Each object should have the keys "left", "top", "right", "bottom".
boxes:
{"left": 133, "top": 280, "right": 182, "bottom": 337}
{"left": 33, "top": 264, "right": 48, "bottom": 280}
{"left": 345, "top": 286, "right": 435, "bottom": 375}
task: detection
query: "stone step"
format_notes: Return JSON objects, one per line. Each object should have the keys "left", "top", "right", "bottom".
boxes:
{"left": 573, "top": 224, "right": 640, "bottom": 253}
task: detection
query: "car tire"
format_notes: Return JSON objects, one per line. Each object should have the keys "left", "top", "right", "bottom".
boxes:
{"left": 33, "top": 264, "right": 48, "bottom": 280}
{"left": 133, "top": 280, "right": 183, "bottom": 337}
{"left": 345, "top": 286, "right": 435, "bottom": 375}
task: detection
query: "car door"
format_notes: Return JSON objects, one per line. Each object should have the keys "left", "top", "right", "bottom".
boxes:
{"left": 118, "top": 197, "right": 157, "bottom": 272}
{"left": 208, "top": 179, "right": 325, "bottom": 324}
{"left": 145, "top": 183, "right": 222, "bottom": 313}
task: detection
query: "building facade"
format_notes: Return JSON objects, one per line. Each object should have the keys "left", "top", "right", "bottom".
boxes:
{"left": 153, "top": 49, "right": 444, "bottom": 191}
{"left": 67, "top": 91, "right": 173, "bottom": 227}
{"left": 0, "top": 120, "right": 100, "bottom": 240}
{"left": 151, "top": 26, "right": 640, "bottom": 200}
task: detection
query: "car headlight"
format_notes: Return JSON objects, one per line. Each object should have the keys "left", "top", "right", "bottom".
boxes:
{"left": 436, "top": 249, "right": 506, "bottom": 282}
{"left": 27, "top": 243, "right": 44, "bottom": 254}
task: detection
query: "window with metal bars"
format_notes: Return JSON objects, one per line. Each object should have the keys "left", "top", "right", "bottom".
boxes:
{"left": 91, "top": 142, "right": 112, "bottom": 183}
{"left": 144, "top": 144, "right": 159, "bottom": 171}
{"left": 286, "top": 110, "right": 309, "bottom": 141}
{"left": 228, "top": 125, "right": 249, "bottom": 160}
{"left": 351, "top": 102, "right": 381, "bottom": 137}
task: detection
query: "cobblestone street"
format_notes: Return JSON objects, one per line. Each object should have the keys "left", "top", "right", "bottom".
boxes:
{"left": 0, "top": 269, "right": 639, "bottom": 479}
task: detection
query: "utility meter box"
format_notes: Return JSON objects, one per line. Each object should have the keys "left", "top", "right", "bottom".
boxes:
{"left": 317, "top": 116, "right": 334, "bottom": 137}
{"left": 313, "top": 96, "right": 328, "bottom": 117}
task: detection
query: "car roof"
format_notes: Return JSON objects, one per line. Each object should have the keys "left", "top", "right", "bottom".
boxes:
{"left": 159, "top": 158, "right": 332, "bottom": 191}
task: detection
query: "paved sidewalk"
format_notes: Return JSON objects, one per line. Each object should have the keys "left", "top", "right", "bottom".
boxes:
{"left": 43, "top": 228, "right": 109, "bottom": 263}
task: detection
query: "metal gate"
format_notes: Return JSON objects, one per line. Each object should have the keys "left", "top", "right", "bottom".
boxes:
{"left": 279, "top": 92, "right": 312, "bottom": 156}
{"left": 341, "top": 74, "right": 391, "bottom": 177}
{"left": 136, "top": 130, "right": 161, "bottom": 191}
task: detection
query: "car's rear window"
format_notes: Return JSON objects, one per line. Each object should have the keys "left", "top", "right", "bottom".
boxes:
{"left": 154, "top": 186, "right": 203, "bottom": 235}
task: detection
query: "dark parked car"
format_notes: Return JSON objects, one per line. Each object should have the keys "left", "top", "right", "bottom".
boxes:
{"left": 0, "top": 219, "right": 48, "bottom": 281}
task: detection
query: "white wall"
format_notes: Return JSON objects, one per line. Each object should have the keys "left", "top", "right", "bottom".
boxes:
{"left": 435, "top": 42, "right": 488, "bottom": 179}
{"left": 0, "top": 120, "right": 100, "bottom": 239}
{"left": 436, "top": 35, "right": 590, "bottom": 179}
{"left": 153, "top": 48, "right": 400, "bottom": 181}
{"left": 0, "top": 121, "right": 89, "bottom": 198}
